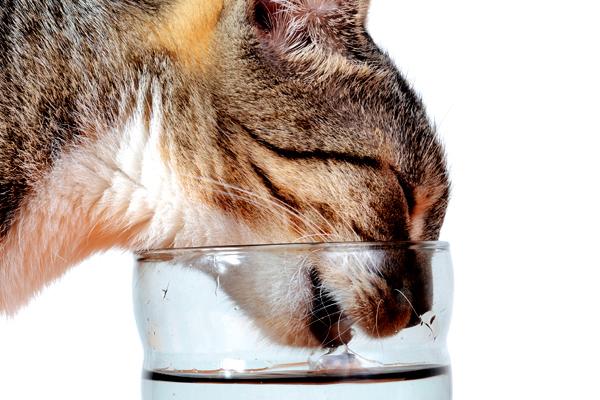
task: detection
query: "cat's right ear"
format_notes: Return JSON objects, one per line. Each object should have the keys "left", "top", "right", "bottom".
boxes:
{"left": 249, "top": 0, "right": 371, "bottom": 56}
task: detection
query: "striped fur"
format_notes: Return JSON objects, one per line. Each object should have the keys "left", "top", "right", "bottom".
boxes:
{"left": 0, "top": 0, "right": 449, "bottom": 347}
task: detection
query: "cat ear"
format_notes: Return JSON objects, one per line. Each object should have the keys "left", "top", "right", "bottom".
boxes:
{"left": 250, "top": 0, "right": 371, "bottom": 55}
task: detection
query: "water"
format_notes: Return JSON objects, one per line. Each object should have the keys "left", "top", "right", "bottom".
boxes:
{"left": 133, "top": 243, "right": 454, "bottom": 400}
{"left": 141, "top": 365, "right": 452, "bottom": 400}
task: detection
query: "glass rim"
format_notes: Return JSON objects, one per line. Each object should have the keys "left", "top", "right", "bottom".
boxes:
{"left": 135, "top": 240, "right": 450, "bottom": 259}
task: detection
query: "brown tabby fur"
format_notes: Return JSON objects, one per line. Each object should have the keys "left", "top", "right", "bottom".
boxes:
{"left": 0, "top": 0, "right": 449, "bottom": 348}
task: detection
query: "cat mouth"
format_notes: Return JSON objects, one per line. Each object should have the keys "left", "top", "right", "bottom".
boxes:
{"left": 307, "top": 285, "right": 418, "bottom": 348}
{"left": 306, "top": 249, "right": 432, "bottom": 348}
{"left": 309, "top": 269, "right": 354, "bottom": 348}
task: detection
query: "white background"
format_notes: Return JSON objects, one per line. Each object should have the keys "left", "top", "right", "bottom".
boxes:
{"left": 2, "top": 1, "right": 599, "bottom": 398}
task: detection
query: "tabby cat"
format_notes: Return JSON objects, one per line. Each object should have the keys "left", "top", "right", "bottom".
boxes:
{"left": 0, "top": 0, "right": 449, "bottom": 348}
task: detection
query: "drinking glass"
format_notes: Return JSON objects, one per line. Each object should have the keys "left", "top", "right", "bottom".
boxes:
{"left": 133, "top": 241, "right": 453, "bottom": 399}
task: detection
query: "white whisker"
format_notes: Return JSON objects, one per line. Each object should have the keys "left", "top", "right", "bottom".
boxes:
{"left": 194, "top": 176, "right": 328, "bottom": 239}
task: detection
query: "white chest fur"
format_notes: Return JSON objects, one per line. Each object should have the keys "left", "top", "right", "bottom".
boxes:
{"left": 0, "top": 77, "right": 257, "bottom": 314}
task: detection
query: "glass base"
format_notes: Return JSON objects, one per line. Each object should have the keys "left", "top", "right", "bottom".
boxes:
{"left": 141, "top": 365, "right": 452, "bottom": 400}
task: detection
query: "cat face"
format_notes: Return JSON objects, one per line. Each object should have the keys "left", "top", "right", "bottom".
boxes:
{"left": 153, "top": 0, "right": 450, "bottom": 346}
{"left": 159, "top": 0, "right": 449, "bottom": 245}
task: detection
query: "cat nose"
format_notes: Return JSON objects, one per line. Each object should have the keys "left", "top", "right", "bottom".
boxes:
{"left": 348, "top": 247, "right": 433, "bottom": 337}
{"left": 382, "top": 249, "right": 433, "bottom": 329}
{"left": 307, "top": 246, "right": 433, "bottom": 346}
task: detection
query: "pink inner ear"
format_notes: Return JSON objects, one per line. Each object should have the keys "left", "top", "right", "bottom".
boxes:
{"left": 253, "top": 0, "right": 344, "bottom": 33}
{"left": 253, "top": 0, "right": 285, "bottom": 33}
{"left": 252, "top": 0, "right": 356, "bottom": 55}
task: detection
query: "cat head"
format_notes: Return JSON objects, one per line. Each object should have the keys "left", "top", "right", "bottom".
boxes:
{"left": 0, "top": 1, "right": 448, "bottom": 332}
{"left": 158, "top": 0, "right": 449, "bottom": 245}
{"left": 151, "top": 0, "right": 450, "bottom": 347}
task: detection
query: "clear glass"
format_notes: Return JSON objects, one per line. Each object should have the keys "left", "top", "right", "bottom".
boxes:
{"left": 133, "top": 241, "right": 453, "bottom": 399}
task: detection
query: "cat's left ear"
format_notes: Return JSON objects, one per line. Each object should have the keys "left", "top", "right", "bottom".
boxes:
{"left": 250, "top": 0, "right": 372, "bottom": 55}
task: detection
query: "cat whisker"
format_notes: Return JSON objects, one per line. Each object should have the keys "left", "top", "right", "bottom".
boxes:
{"left": 194, "top": 182, "right": 313, "bottom": 239}
{"left": 194, "top": 176, "right": 327, "bottom": 239}
{"left": 394, "top": 288, "right": 419, "bottom": 318}
{"left": 395, "top": 289, "right": 433, "bottom": 336}
{"left": 289, "top": 194, "right": 345, "bottom": 241}
{"left": 375, "top": 298, "right": 383, "bottom": 340}
{"left": 285, "top": 189, "right": 359, "bottom": 243}
{"left": 324, "top": 202, "right": 362, "bottom": 242}
{"left": 292, "top": 233, "right": 346, "bottom": 243}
